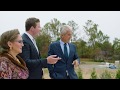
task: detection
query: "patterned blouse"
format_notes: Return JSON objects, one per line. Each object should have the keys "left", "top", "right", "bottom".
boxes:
{"left": 0, "top": 53, "right": 29, "bottom": 79}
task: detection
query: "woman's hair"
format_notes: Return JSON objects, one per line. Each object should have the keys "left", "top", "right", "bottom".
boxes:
{"left": 0, "top": 29, "right": 20, "bottom": 53}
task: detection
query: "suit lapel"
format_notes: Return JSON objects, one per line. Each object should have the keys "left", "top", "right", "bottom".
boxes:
{"left": 23, "top": 33, "right": 40, "bottom": 58}
{"left": 23, "top": 33, "right": 38, "bottom": 53}
{"left": 67, "top": 43, "right": 72, "bottom": 62}
{"left": 57, "top": 41, "right": 66, "bottom": 63}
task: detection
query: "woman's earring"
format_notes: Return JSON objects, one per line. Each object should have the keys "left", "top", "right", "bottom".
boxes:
{"left": 10, "top": 47, "right": 12, "bottom": 50}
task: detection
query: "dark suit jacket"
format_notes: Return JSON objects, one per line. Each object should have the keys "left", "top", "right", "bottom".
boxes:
{"left": 19, "top": 33, "right": 47, "bottom": 79}
{"left": 47, "top": 41, "right": 80, "bottom": 79}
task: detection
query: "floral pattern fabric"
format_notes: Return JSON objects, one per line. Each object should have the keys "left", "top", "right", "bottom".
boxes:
{"left": 0, "top": 56, "right": 29, "bottom": 79}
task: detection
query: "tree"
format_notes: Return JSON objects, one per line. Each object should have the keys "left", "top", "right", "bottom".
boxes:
{"left": 43, "top": 18, "right": 64, "bottom": 41}
{"left": 67, "top": 20, "right": 79, "bottom": 42}
{"left": 112, "top": 38, "right": 120, "bottom": 60}
{"left": 35, "top": 31, "right": 51, "bottom": 58}
{"left": 83, "top": 20, "right": 111, "bottom": 60}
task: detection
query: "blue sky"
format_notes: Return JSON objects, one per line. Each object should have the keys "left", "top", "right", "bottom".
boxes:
{"left": 0, "top": 11, "right": 120, "bottom": 43}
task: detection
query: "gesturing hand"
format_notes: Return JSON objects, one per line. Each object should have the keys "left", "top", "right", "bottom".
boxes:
{"left": 72, "top": 60, "right": 79, "bottom": 68}
{"left": 47, "top": 55, "right": 61, "bottom": 64}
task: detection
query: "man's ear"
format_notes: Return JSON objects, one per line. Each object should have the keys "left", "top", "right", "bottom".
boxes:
{"left": 30, "top": 26, "right": 34, "bottom": 31}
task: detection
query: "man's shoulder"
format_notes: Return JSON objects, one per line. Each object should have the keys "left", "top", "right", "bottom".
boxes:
{"left": 69, "top": 43, "right": 76, "bottom": 47}
{"left": 22, "top": 33, "right": 27, "bottom": 38}
{"left": 51, "top": 41, "right": 59, "bottom": 45}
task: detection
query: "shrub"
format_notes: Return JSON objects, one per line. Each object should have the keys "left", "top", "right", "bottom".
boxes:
{"left": 90, "top": 68, "right": 97, "bottom": 79}
{"left": 99, "top": 69, "right": 112, "bottom": 79}
{"left": 77, "top": 67, "right": 83, "bottom": 79}
{"left": 115, "top": 69, "right": 120, "bottom": 79}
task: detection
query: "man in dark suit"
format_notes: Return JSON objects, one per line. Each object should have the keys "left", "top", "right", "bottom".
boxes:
{"left": 19, "top": 17, "right": 61, "bottom": 79}
{"left": 47, "top": 25, "right": 80, "bottom": 79}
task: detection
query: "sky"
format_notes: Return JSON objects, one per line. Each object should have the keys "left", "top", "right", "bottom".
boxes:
{"left": 0, "top": 11, "right": 120, "bottom": 43}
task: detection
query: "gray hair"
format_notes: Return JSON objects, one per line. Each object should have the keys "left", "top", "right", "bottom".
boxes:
{"left": 60, "top": 25, "right": 72, "bottom": 35}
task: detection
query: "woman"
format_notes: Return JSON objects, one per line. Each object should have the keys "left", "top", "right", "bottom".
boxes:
{"left": 0, "top": 29, "right": 29, "bottom": 79}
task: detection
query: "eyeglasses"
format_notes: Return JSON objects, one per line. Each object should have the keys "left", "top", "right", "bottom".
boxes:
{"left": 14, "top": 40, "right": 23, "bottom": 44}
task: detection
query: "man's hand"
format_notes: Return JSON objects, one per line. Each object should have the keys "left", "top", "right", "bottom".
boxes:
{"left": 47, "top": 55, "right": 61, "bottom": 64}
{"left": 72, "top": 60, "right": 79, "bottom": 68}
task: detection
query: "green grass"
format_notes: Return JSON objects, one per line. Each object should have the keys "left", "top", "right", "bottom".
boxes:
{"left": 80, "top": 58, "right": 117, "bottom": 64}
{"left": 80, "top": 58, "right": 101, "bottom": 64}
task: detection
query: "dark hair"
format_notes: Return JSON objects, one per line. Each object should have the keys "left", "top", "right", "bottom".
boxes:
{"left": 25, "top": 17, "right": 40, "bottom": 31}
{"left": 0, "top": 29, "right": 20, "bottom": 53}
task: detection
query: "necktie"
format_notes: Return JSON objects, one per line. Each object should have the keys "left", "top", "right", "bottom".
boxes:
{"left": 64, "top": 43, "right": 68, "bottom": 60}
{"left": 33, "top": 38, "right": 39, "bottom": 53}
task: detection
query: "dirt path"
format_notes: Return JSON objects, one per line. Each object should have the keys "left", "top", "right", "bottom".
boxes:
{"left": 43, "top": 63, "right": 118, "bottom": 79}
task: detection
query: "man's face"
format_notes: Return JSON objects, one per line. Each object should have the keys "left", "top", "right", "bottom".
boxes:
{"left": 33, "top": 22, "right": 41, "bottom": 36}
{"left": 62, "top": 30, "right": 72, "bottom": 43}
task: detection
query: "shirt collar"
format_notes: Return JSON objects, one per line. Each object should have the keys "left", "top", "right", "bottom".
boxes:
{"left": 60, "top": 39, "right": 69, "bottom": 45}
{"left": 25, "top": 32, "right": 34, "bottom": 41}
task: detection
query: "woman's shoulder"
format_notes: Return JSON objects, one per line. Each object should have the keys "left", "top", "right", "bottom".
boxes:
{"left": 0, "top": 55, "right": 9, "bottom": 60}
{"left": 0, "top": 56, "right": 10, "bottom": 63}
